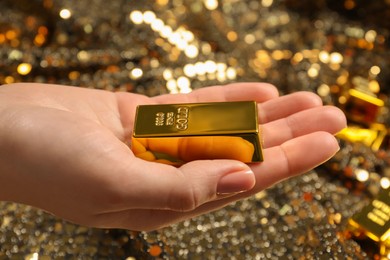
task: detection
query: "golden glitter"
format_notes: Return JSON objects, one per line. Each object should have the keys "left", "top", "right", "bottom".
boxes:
{"left": 227, "top": 31, "right": 238, "bottom": 42}
{"left": 368, "top": 80, "right": 380, "bottom": 93}
{"left": 177, "top": 76, "right": 191, "bottom": 93}
{"left": 260, "top": 217, "right": 268, "bottom": 225}
{"left": 5, "top": 30, "right": 17, "bottom": 40}
{"left": 34, "top": 34, "right": 46, "bottom": 46}
{"left": 380, "top": 178, "right": 390, "bottom": 189}
{"left": 24, "top": 252, "right": 39, "bottom": 260}
{"left": 344, "top": 0, "right": 356, "bottom": 10}
{"left": 319, "top": 51, "right": 330, "bottom": 63}
{"left": 330, "top": 84, "right": 341, "bottom": 93}
{"left": 262, "top": 0, "right": 273, "bottom": 7}
{"left": 338, "top": 96, "right": 347, "bottom": 104}
{"left": 129, "top": 11, "right": 143, "bottom": 24}
{"left": 365, "top": 30, "right": 377, "bottom": 42}
{"left": 38, "top": 26, "right": 48, "bottom": 35}
{"left": 255, "top": 190, "right": 267, "bottom": 200}
{"left": 337, "top": 74, "right": 348, "bottom": 85}
{"left": 271, "top": 50, "right": 284, "bottom": 60}
{"left": 185, "top": 45, "right": 199, "bottom": 58}
{"left": 183, "top": 64, "right": 196, "bottom": 77}
{"left": 149, "top": 245, "right": 163, "bottom": 257}
{"left": 17, "top": 63, "right": 32, "bottom": 75}
{"left": 163, "top": 69, "right": 173, "bottom": 80}
{"left": 244, "top": 34, "right": 256, "bottom": 44}
{"left": 4, "top": 76, "right": 15, "bottom": 84}
{"left": 156, "top": 0, "right": 168, "bottom": 5}
{"left": 317, "top": 84, "right": 330, "bottom": 97}
{"left": 195, "top": 61, "right": 206, "bottom": 75}
{"left": 370, "top": 65, "right": 381, "bottom": 76}
{"left": 226, "top": 67, "right": 237, "bottom": 80}
{"left": 182, "top": 30, "right": 194, "bottom": 42}
{"left": 307, "top": 67, "right": 319, "bottom": 78}
{"left": 84, "top": 24, "right": 93, "bottom": 34}
{"left": 204, "top": 60, "right": 217, "bottom": 74}
{"left": 329, "top": 63, "right": 341, "bottom": 71}
{"left": 8, "top": 49, "right": 22, "bottom": 60}
{"left": 329, "top": 52, "right": 343, "bottom": 64}
{"left": 160, "top": 26, "right": 173, "bottom": 38}
{"left": 204, "top": 0, "right": 218, "bottom": 10}
{"left": 356, "top": 169, "right": 369, "bottom": 182}
{"left": 107, "top": 65, "right": 120, "bottom": 73}
{"left": 68, "top": 71, "right": 80, "bottom": 80}
{"left": 292, "top": 52, "right": 303, "bottom": 63}
{"left": 151, "top": 18, "right": 164, "bottom": 31}
{"left": 166, "top": 79, "right": 178, "bottom": 93}
{"left": 143, "top": 11, "right": 156, "bottom": 24}
{"left": 201, "top": 43, "right": 212, "bottom": 55}
{"left": 283, "top": 50, "right": 292, "bottom": 59}
{"left": 357, "top": 39, "right": 366, "bottom": 49}
{"left": 77, "top": 50, "right": 90, "bottom": 62}
{"left": 59, "top": 9, "right": 72, "bottom": 19}
{"left": 129, "top": 68, "right": 143, "bottom": 79}
{"left": 0, "top": 33, "right": 5, "bottom": 44}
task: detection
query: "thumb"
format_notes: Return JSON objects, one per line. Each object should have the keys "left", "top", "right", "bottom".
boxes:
{"left": 118, "top": 158, "right": 256, "bottom": 212}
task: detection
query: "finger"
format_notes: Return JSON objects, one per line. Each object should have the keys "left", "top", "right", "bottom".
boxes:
{"left": 262, "top": 106, "right": 346, "bottom": 148}
{"left": 152, "top": 82, "right": 279, "bottom": 104}
{"left": 258, "top": 91, "right": 323, "bottom": 124}
{"left": 95, "top": 131, "right": 340, "bottom": 231}
{"left": 99, "top": 158, "right": 256, "bottom": 212}
{"left": 197, "top": 132, "right": 340, "bottom": 207}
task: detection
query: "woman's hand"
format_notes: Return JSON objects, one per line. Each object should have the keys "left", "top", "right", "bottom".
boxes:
{"left": 0, "top": 82, "right": 346, "bottom": 231}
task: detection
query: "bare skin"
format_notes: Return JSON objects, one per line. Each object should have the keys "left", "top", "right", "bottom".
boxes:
{"left": 0, "top": 82, "right": 346, "bottom": 231}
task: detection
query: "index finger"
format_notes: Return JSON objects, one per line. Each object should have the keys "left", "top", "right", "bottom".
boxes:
{"left": 152, "top": 82, "right": 279, "bottom": 104}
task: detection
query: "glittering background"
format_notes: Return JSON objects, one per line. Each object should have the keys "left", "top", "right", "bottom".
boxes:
{"left": 1, "top": 0, "right": 390, "bottom": 259}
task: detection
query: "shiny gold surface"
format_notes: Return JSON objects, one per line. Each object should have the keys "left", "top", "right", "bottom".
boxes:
{"left": 348, "top": 188, "right": 390, "bottom": 257}
{"left": 337, "top": 124, "right": 388, "bottom": 151}
{"left": 132, "top": 101, "right": 262, "bottom": 164}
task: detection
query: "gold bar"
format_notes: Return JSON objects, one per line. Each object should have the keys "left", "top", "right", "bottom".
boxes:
{"left": 131, "top": 101, "right": 262, "bottom": 166}
{"left": 347, "top": 188, "right": 390, "bottom": 258}
{"left": 345, "top": 88, "right": 384, "bottom": 124}
{"left": 336, "top": 123, "right": 388, "bottom": 151}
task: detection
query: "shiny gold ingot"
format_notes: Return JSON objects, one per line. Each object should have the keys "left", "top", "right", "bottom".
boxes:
{"left": 347, "top": 188, "right": 390, "bottom": 258}
{"left": 345, "top": 88, "right": 384, "bottom": 124}
{"left": 131, "top": 101, "right": 262, "bottom": 165}
{"left": 337, "top": 123, "right": 388, "bottom": 151}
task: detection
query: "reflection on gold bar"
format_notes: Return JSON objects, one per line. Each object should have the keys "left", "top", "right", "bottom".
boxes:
{"left": 347, "top": 188, "right": 390, "bottom": 258}
{"left": 131, "top": 101, "right": 262, "bottom": 165}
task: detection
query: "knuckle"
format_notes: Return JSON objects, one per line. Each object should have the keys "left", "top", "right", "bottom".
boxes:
{"left": 167, "top": 182, "right": 199, "bottom": 212}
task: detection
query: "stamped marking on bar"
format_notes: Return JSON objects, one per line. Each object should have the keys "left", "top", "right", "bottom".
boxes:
{"left": 176, "top": 106, "right": 189, "bottom": 130}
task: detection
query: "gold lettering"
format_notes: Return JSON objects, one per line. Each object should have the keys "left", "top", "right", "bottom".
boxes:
{"left": 373, "top": 199, "right": 390, "bottom": 214}
{"left": 166, "top": 112, "right": 174, "bottom": 126}
{"left": 368, "top": 212, "right": 386, "bottom": 226}
{"left": 176, "top": 107, "right": 189, "bottom": 130}
{"left": 155, "top": 112, "right": 164, "bottom": 126}
{"left": 372, "top": 208, "right": 389, "bottom": 222}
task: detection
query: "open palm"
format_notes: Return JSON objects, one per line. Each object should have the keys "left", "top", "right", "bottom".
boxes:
{"left": 0, "top": 82, "right": 345, "bottom": 231}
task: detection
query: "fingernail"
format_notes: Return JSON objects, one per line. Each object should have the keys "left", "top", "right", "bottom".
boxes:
{"left": 217, "top": 170, "right": 255, "bottom": 194}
